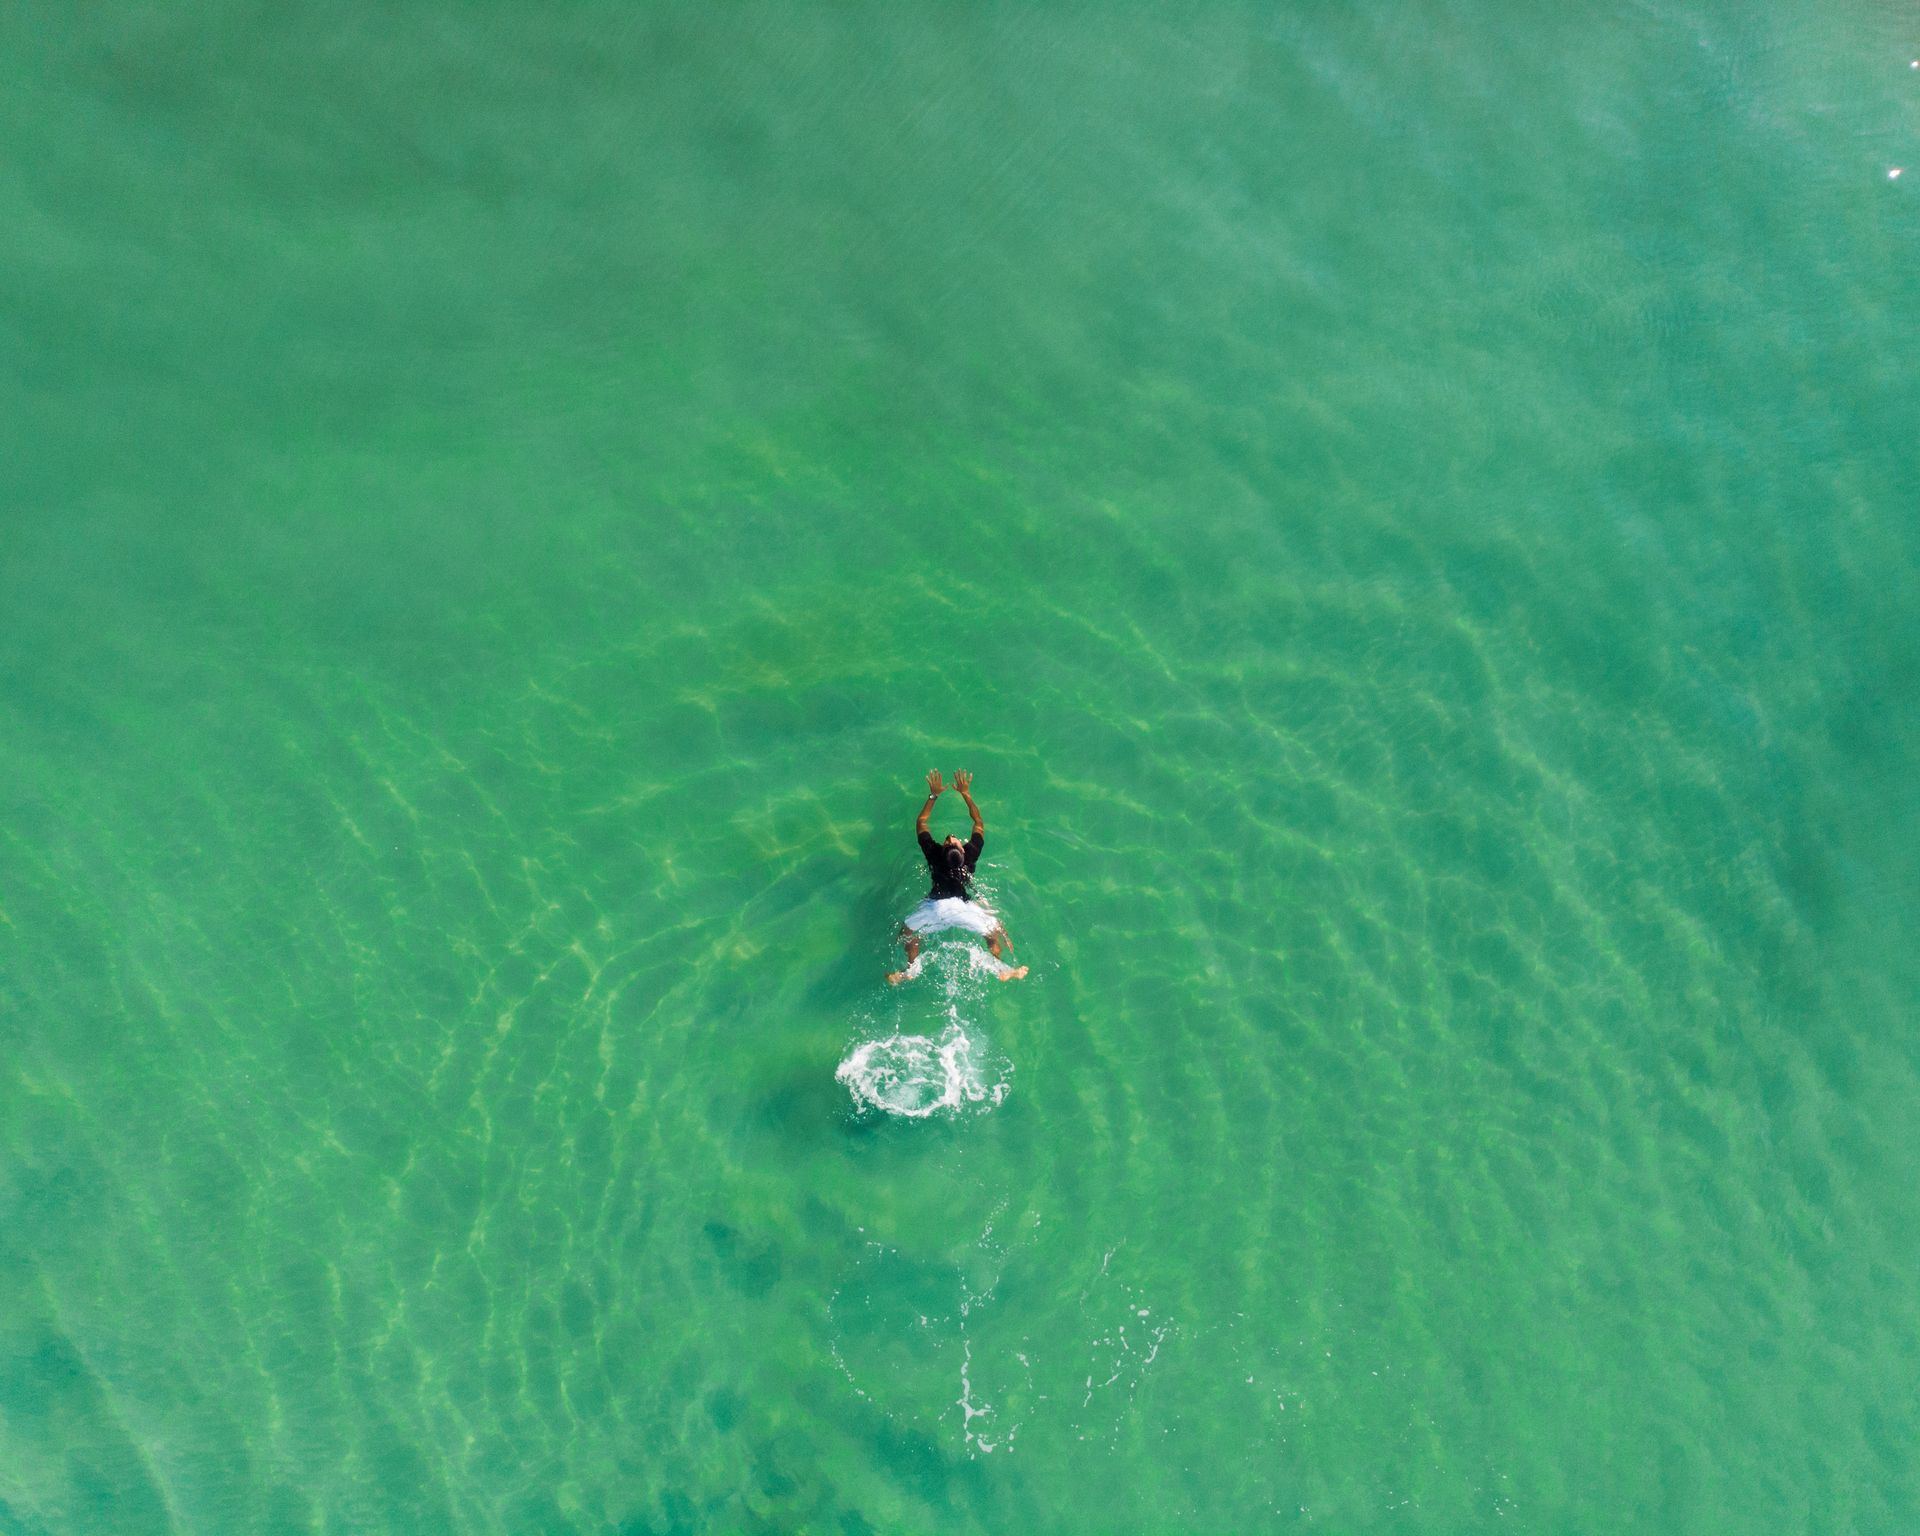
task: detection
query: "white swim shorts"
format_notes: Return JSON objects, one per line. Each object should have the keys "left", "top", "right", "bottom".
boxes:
{"left": 903, "top": 897, "right": 999, "bottom": 937}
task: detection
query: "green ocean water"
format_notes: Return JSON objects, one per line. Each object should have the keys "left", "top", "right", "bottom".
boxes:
{"left": 5, "top": 2, "right": 1920, "bottom": 1530}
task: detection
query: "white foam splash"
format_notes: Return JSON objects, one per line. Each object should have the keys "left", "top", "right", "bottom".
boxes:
{"left": 836, "top": 1023, "right": 1005, "bottom": 1117}
{"left": 838, "top": 942, "right": 1012, "bottom": 1116}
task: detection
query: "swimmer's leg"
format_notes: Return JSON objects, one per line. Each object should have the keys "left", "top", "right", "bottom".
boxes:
{"left": 985, "top": 926, "right": 1028, "bottom": 982}
{"left": 887, "top": 926, "right": 923, "bottom": 986}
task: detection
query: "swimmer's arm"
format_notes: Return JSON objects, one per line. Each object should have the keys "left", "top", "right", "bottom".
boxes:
{"left": 955, "top": 771, "right": 984, "bottom": 835}
{"left": 916, "top": 769, "right": 944, "bottom": 834}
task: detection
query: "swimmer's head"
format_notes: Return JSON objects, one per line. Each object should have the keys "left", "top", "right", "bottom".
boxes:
{"left": 943, "top": 834, "right": 965, "bottom": 850}
{"left": 944, "top": 842, "right": 968, "bottom": 879}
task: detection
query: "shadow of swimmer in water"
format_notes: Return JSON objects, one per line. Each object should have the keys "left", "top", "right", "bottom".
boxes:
{"left": 887, "top": 769, "right": 1029, "bottom": 985}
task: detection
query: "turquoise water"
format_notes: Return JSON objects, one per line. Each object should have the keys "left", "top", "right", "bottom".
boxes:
{"left": 5, "top": 3, "right": 1919, "bottom": 1530}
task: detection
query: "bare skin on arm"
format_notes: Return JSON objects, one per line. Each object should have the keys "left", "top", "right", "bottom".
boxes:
{"left": 889, "top": 769, "right": 943, "bottom": 983}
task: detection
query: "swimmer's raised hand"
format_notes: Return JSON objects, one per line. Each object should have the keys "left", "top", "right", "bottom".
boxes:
{"left": 954, "top": 770, "right": 973, "bottom": 794}
{"left": 926, "top": 769, "right": 945, "bottom": 796}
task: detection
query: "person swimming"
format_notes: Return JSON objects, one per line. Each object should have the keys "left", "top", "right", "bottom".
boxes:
{"left": 888, "top": 769, "right": 1028, "bottom": 984}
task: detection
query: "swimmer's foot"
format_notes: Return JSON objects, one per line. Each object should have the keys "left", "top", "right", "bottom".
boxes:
{"left": 887, "top": 969, "right": 911, "bottom": 986}
{"left": 998, "top": 965, "right": 1029, "bottom": 982}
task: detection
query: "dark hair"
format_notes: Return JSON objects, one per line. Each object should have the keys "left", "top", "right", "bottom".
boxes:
{"left": 946, "top": 845, "right": 968, "bottom": 881}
